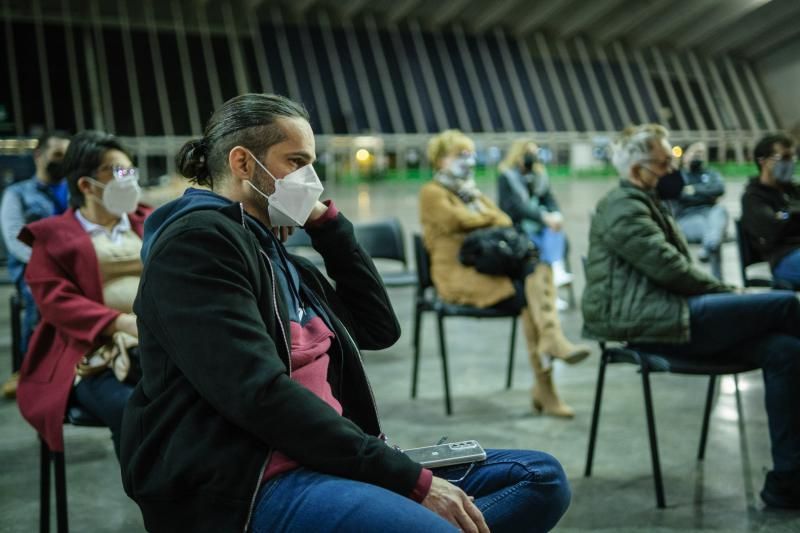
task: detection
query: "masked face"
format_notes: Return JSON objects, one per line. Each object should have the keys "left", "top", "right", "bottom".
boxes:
{"left": 245, "top": 149, "right": 324, "bottom": 227}
{"left": 37, "top": 137, "right": 69, "bottom": 183}
{"left": 655, "top": 170, "right": 685, "bottom": 200}
{"left": 773, "top": 159, "right": 796, "bottom": 184}
{"left": 87, "top": 167, "right": 141, "bottom": 216}
{"left": 522, "top": 153, "right": 537, "bottom": 173}
{"left": 689, "top": 159, "right": 704, "bottom": 174}
{"left": 445, "top": 154, "right": 476, "bottom": 181}
{"left": 636, "top": 140, "right": 678, "bottom": 197}
{"left": 45, "top": 160, "right": 65, "bottom": 182}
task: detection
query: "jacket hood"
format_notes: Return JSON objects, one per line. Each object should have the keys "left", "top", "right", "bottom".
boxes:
{"left": 141, "top": 188, "right": 234, "bottom": 261}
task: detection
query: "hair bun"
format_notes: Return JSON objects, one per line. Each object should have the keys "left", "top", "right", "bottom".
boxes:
{"left": 176, "top": 138, "right": 212, "bottom": 186}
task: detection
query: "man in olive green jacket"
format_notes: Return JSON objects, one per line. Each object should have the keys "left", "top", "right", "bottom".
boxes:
{"left": 583, "top": 179, "right": 729, "bottom": 344}
{"left": 583, "top": 124, "right": 800, "bottom": 510}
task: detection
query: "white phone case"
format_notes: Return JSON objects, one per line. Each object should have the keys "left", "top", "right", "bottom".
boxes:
{"left": 402, "top": 440, "right": 487, "bottom": 468}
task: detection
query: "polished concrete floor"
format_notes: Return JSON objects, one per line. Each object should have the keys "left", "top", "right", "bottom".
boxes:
{"left": 1, "top": 177, "right": 799, "bottom": 532}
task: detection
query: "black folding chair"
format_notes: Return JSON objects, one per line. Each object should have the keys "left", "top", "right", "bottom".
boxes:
{"left": 284, "top": 228, "right": 325, "bottom": 266}
{"left": 584, "top": 343, "right": 758, "bottom": 508}
{"left": 411, "top": 234, "right": 521, "bottom": 415}
{"left": 353, "top": 218, "right": 416, "bottom": 287}
{"left": 40, "top": 406, "right": 105, "bottom": 533}
{"left": 735, "top": 219, "right": 774, "bottom": 288}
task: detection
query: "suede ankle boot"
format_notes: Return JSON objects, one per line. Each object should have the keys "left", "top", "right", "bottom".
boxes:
{"left": 525, "top": 265, "right": 591, "bottom": 364}
{"left": 521, "top": 309, "right": 574, "bottom": 418}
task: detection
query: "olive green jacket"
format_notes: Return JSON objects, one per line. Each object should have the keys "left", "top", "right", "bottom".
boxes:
{"left": 582, "top": 181, "right": 731, "bottom": 344}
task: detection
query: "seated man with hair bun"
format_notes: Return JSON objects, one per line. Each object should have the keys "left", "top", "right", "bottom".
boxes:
{"left": 120, "top": 94, "right": 571, "bottom": 533}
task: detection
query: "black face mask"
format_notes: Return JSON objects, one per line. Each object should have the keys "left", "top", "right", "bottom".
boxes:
{"left": 656, "top": 170, "right": 685, "bottom": 200}
{"left": 45, "top": 160, "right": 65, "bottom": 182}
{"left": 522, "top": 153, "right": 537, "bottom": 173}
{"left": 689, "top": 159, "right": 704, "bottom": 173}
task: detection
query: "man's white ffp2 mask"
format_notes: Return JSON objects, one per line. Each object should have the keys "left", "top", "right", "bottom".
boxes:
{"left": 244, "top": 150, "right": 324, "bottom": 227}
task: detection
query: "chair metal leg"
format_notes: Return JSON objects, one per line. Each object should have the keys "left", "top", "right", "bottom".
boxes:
{"left": 11, "top": 293, "right": 22, "bottom": 372}
{"left": 437, "top": 313, "right": 453, "bottom": 416}
{"left": 54, "top": 451, "right": 68, "bottom": 533}
{"left": 733, "top": 374, "right": 741, "bottom": 404}
{"left": 505, "top": 317, "right": 517, "bottom": 389}
{"left": 584, "top": 351, "right": 608, "bottom": 477}
{"left": 698, "top": 375, "right": 717, "bottom": 461}
{"left": 40, "top": 438, "right": 50, "bottom": 533}
{"left": 411, "top": 304, "right": 424, "bottom": 398}
{"left": 641, "top": 366, "right": 666, "bottom": 508}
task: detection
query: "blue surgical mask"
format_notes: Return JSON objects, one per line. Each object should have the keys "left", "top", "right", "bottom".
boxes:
{"left": 774, "top": 159, "right": 796, "bottom": 184}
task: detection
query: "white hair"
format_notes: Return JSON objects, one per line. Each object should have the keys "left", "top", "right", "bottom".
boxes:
{"left": 611, "top": 124, "right": 669, "bottom": 177}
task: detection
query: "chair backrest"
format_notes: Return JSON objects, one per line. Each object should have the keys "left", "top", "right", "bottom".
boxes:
{"left": 734, "top": 219, "right": 772, "bottom": 287}
{"left": 353, "top": 218, "right": 408, "bottom": 267}
{"left": 412, "top": 233, "right": 433, "bottom": 291}
{"left": 284, "top": 227, "right": 313, "bottom": 248}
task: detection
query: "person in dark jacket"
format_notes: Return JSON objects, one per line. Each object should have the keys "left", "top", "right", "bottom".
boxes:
{"left": 120, "top": 94, "right": 570, "bottom": 533}
{"left": 741, "top": 133, "right": 800, "bottom": 288}
{"left": 584, "top": 124, "right": 800, "bottom": 510}
{"left": 671, "top": 142, "right": 728, "bottom": 279}
{"left": 497, "top": 139, "right": 573, "bottom": 292}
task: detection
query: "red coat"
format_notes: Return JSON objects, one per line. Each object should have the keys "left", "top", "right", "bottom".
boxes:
{"left": 16, "top": 206, "right": 151, "bottom": 451}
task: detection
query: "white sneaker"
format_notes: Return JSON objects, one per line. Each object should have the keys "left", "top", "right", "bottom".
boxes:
{"left": 556, "top": 297, "right": 569, "bottom": 312}
{"left": 551, "top": 261, "right": 574, "bottom": 287}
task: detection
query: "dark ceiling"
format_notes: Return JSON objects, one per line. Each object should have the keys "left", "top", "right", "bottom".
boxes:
{"left": 4, "top": 0, "right": 800, "bottom": 59}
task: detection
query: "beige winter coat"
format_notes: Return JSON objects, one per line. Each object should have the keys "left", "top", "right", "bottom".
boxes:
{"left": 419, "top": 181, "right": 516, "bottom": 308}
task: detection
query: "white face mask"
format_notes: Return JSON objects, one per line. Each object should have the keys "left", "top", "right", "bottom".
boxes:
{"left": 87, "top": 167, "right": 141, "bottom": 216}
{"left": 446, "top": 154, "right": 476, "bottom": 181}
{"left": 244, "top": 149, "right": 324, "bottom": 227}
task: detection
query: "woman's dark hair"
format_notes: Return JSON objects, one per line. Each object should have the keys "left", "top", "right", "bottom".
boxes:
{"left": 64, "top": 130, "right": 133, "bottom": 208}
{"left": 753, "top": 132, "right": 795, "bottom": 172}
{"left": 176, "top": 93, "right": 310, "bottom": 188}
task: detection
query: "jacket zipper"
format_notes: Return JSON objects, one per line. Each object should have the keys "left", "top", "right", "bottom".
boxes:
{"left": 243, "top": 455, "right": 269, "bottom": 533}
{"left": 240, "top": 203, "right": 293, "bottom": 532}
{"left": 243, "top": 253, "right": 291, "bottom": 533}
{"left": 260, "top": 249, "right": 292, "bottom": 377}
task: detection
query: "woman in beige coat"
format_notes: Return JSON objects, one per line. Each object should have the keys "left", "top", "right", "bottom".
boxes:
{"left": 419, "top": 130, "right": 589, "bottom": 417}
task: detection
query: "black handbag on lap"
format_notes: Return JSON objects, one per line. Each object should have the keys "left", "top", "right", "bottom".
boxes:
{"left": 459, "top": 227, "right": 538, "bottom": 278}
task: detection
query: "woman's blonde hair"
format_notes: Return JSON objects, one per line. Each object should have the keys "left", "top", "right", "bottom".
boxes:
{"left": 611, "top": 123, "right": 669, "bottom": 177}
{"left": 427, "top": 129, "right": 475, "bottom": 168}
{"left": 499, "top": 139, "right": 537, "bottom": 173}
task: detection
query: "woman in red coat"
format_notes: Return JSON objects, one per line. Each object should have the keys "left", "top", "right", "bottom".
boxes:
{"left": 17, "top": 131, "right": 152, "bottom": 457}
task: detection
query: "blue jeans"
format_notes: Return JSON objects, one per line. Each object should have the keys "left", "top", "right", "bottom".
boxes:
{"left": 773, "top": 249, "right": 800, "bottom": 289}
{"left": 677, "top": 204, "right": 729, "bottom": 280}
{"left": 250, "top": 449, "right": 570, "bottom": 533}
{"left": 72, "top": 369, "right": 134, "bottom": 459}
{"left": 635, "top": 291, "right": 800, "bottom": 473}
{"left": 530, "top": 228, "right": 566, "bottom": 265}
{"left": 677, "top": 204, "right": 729, "bottom": 252}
